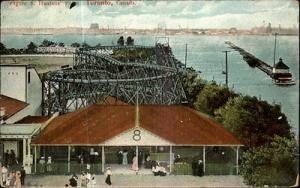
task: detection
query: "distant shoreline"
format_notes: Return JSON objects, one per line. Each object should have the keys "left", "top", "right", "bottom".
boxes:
{"left": 0, "top": 54, "right": 73, "bottom": 58}
{"left": 1, "top": 27, "right": 299, "bottom": 36}
{"left": 1, "top": 32, "right": 298, "bottom": 37}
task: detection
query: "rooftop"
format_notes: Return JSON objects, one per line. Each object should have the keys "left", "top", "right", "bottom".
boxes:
{"left": 15, "top": 115, "right": 51, "bottom": 124}
{"left": 33, "top": 104, "right": 243, "bottom": 146}
{"left": 0, "top": 95, "right": 28, "bottom": 120}
{"left": 275, "top": 58, "right": 289, "bottom": 69}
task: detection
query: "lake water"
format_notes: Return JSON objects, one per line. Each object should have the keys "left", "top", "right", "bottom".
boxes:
{"left": 1, "top": 34, "right": 299, "bottom": 136}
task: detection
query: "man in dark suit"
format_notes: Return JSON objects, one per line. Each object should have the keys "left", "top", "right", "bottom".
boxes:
{"left": 20, "top": 166, "right": 26, "bottom": 185}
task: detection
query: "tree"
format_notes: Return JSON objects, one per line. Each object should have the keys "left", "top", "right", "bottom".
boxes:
{"left": 26, "top": 42, "right": 37, "bottom": 53}
{"left": 117, "top": 36, "right": 124, "bottom": 46}
{"left": 71, "top": 42, "right": 81, "bottom": 48}
{"left": 94, "top": 43, "right": 102, "bottom": 48}
{"left": 0, "top": 42, "right": 7, "bottom": 54}
{"left": 181, "top": 68, "right": 206, "bottom": 106}
{"left": 40, "top": 39, "right": 56, "bottom": 47}
{"left": 81, "top": 42, "right": 91, "bottom": 49}
{"left": 126, "top": 36, "right": 134, "bottom": 45}
{"left": 58, "top": 42, "right": 65, "bottom": 47}
{"left": 194, "top": 82, "right": 237, "bottom": 115}
{"left": 240, "top": 136, "right": 298, "bottom": 186}
{"left": 216, "top": 96, "right": 292, "bottom": 148}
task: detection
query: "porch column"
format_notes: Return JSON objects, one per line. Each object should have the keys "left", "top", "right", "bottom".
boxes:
{"left": 23, "top": 139, "right": 26, "bottom": 166}
{"left": 27, "top": 138, "right": 31, "bottom": 165}
{"left": 203, "top": 146, "right": 206, "bottom": 173}
{"left": 101, "top": 146, "right": 105, "bottom": 173}
{"left": 67, "top": 146, "right": 71, "bottom": 173}
{"left": 236, "top": 146, "right": 239, "bottom": 175}
{"left": 136, "top": 146, "right": 139, "bottom": 171}
{"left": 169, "top": 146, "right": 172, "bottom": 173}
{"left": 34, "top": 146, "right": 37, "bottom": 173}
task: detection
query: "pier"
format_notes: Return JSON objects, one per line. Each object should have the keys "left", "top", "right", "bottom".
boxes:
{"left": 225, "top": 41, "right": 273, "bottom": 76}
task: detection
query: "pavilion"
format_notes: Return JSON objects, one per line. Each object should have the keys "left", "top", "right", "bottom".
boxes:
{"left": 32, "top": 104, "right": 243, "bottom": 175}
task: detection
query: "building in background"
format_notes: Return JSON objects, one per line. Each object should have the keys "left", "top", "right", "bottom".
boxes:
{"left": 0, "top": 64, "right": 44, "bottom": 173}
{"left": 0, "top": 64, "right": 42, "bottom": 124}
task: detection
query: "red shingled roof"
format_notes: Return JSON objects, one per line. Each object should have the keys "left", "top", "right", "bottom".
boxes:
{"left": 33, "top": 105, "right": 242, "bottom": 146}
{"left": 15, "top": 116, "right": 51, "bottom": 124}
{"left": 0, "top": 95, "right": 28, "bottom": 120}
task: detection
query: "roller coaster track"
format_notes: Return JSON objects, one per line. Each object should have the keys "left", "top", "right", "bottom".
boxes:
{"left": 42, "top": 43, "right": 187, "bottom": 115}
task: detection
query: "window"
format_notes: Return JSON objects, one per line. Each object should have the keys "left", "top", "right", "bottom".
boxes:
{"left": 28, "top": 71, "right": 31, "bottom": 83}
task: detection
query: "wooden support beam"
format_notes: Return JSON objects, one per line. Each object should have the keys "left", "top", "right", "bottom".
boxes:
{"left": 67, "top": 146, "right": 71, "bottom": 173}
{"left": 203, "top": 146, "right": 206, "bottom": 173}
{"left": 102, "top": 146, "right": 105, "bottom": 173}
{"left": 169, "top": 146, "right": 173, "bottom": 173}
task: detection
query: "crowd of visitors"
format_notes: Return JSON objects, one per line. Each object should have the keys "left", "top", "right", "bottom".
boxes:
{"left": 0, "top": 164, "right": 26, "bottom": 188}
{"left": 65, "top": 172, "right": 96, "bottom": 187}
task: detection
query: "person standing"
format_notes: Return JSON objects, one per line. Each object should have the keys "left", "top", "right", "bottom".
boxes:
{"left": 122, "top": 150, "right": 128, "bottom": 165}
{"left": 131, "top": 156, "right": 138, "bottom": 172}
{"left": 86, "top": 172, "right": 91, "bottom": 187}
{"left": 15, "top": 171, "right": 21, "bottom": 188}
{"left": 80, "top": 172, "right": 87, "bottom": 187}
{"left": 20, "top": 166, "right": 26, "bottom": 186}
{"left": 1, "top": 165, "right": 8, "bottom": 186}
{"left": 47, "top": 156, "right": 52, "bottom": 173}
{"left": 39, "top": 156, "right": 45, "bottom": 174}
{"left": 116, "top": 149, "right": 123, "bottom": 165}
{"left": 9, "top": 150, "right": 16, "bottom": 165}
{"left": 8, "top": 171, "right": 16, "bottom": 187}
{"left": 4, "top": 150, "right": 9, "bottom": 166}
{"left": 0, "top": 165, "right": 3, "bottom": 188}
{"left": 105, "top": 167, "right": 112, "bottom": 186}
{"left": 197, "top": 160, "right": 204, "bottom": 177}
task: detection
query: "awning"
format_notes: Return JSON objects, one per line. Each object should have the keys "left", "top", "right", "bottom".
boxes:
{"left": 0, "top": 124, "right": 42, "bottom": 139}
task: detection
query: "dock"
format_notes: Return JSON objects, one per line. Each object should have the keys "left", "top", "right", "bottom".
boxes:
{"left": 225, "top": 41, "right": 273, "bottom": 76}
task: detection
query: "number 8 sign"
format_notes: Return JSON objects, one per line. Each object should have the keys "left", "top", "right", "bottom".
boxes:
{"left": 133, "top": 129, "right": 141, "bottom": 141}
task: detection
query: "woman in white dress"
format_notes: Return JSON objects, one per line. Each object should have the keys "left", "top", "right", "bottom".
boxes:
{"left": 131, "top": 156, "right": 138, "bottom": 171}
{"left": 122, "top": 150, "right": 128, "bottom": 165}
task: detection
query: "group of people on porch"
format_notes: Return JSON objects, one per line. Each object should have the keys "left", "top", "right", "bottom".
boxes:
{"left": 38, "top": 156, "right": 52, "bottom": 173}
{"left": 116, "top": 149, "right": 151, "bottom": 167}
{"left": 3, "top": 150, "right": 17, "bottom": 167}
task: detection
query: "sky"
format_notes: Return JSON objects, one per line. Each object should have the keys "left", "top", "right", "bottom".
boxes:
{"left": 1, "top": 0, "right": 299, "bottom": 29}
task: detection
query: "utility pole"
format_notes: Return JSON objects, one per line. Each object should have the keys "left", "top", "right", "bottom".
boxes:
{"left": 184, "top": 43, "right": 188, "bottom": 68}
{"left": 222, "top": 50, "right": 231, "bottom": 87}
{"left": 273, "top": 32, "right": 277, "bottom": 67}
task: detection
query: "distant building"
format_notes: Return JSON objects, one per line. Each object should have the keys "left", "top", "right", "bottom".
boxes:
{"left": 229, "top": 27, "right": 237, "bottom": 34}
{"left": 0, "top": 64, "right": 47, "bottom": 173}
{"left": 37, "top": 46, "right": 76, "bottom": 54}
{"left": 0, "top": 64, "right": 42, "bottom": 124}
{"left": 90, "top": 23, "right": 99, "bottom": 30}
{"left": 266, "top": 23, "right": 272, "bottom": 33}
